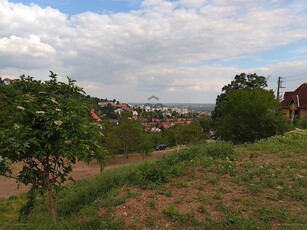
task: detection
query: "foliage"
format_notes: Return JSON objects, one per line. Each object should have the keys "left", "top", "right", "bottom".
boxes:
{"left": 19, "top": 189, "right": 36, "bottom": 222}
{"left": 296, "top": 117, "right": 307, "bottom": 129}
{"left": 212, "top": 74, "right": 290, "bottom": 143}
{"left": 0, "top": 72, "right": 106, "bottom": 222}
{"left": 175, "top": 122, "right": 208, "bottom": 144}
{"left": 163, "top": 122, "right": 208, "bottom": 146}
{"left": 0, "top": 81, "right": 22, "bottom": 128}
{"left": 137, "top": 162, "right": 169, "bottom": 186}
{"left": 115, "top": 118, "right": 144, "bottom": 158}
{"left": 163, "top": 127, "right": 178, "bottom": 147}
{"left": 198, "top": 116, "right": 212, "bottom": 134}
{"left": 138, "top": 133, "right": 154, "bottom": 157}
{"left": 205, "top": 141, "right": 234, "bottom": 158}
{"left": 212, "top": 72, "right": 267, "bottom": 120}
{"left": 163, "top": 204, "right": 185, "bottom": 222}
{"left": 100, "top": 103, "right": 119, "bottom": 119}
{"left": 247, "top": 129, "right": 307, "bottom": 153}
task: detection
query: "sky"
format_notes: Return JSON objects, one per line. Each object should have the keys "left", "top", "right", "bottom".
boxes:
{"left": 1, "top": 0, "right": 307, "bottom": 103}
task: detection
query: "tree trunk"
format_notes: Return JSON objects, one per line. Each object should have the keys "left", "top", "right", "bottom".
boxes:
{"left": 99, "top": 161, "right": 105, "bottom": 173}
{"left": 124, "top": 145, "right": 129, "bottom": 159}
{"left": 46, "top": 179, "right": 57, "bottom": 223}
{"left": 44, "top": 156, "right": 57, "bottom": 223}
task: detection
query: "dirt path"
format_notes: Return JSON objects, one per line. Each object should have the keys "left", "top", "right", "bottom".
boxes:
{"left": 0, "top": 149, "right": 177, "bottom": 198}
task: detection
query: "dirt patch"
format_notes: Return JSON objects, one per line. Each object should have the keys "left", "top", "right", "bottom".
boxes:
{"left": 0, "top": 149, "right": 175, "bottom": 198}
{"left": 97, "top": 151, "right": 307, "bottom": 229}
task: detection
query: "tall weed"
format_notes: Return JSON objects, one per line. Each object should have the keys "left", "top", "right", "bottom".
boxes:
{"left": 248, "top": 129, "right": 307, "bottom": 153}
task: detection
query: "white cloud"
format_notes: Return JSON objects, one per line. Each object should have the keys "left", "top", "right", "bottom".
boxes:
{"left": 0, "top": 0, "right": 307, "bottom": 102}
{"left": 0, "top": 35, "right": 56, "bottom": 69}
{"left": 179, "top": 0, "right": 207, "bottom": 8}
{"left": 0, "top": 35, "right": 55, "bottom": 55}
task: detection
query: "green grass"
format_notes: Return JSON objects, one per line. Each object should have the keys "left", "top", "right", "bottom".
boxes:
{"left": 246, "top": 129, "right": 307, "bottom": 153}
{"left": 0, "top": 130, "right": 306, "bottom": 229}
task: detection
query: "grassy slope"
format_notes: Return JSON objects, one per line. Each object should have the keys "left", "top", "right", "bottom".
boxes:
{"left": 0, "top": 130, "right": 306, "bottom": 229}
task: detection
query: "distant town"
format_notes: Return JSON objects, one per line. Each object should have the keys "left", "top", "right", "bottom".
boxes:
{"left": 95, "top": 100, "right": 214, "bottom": 132}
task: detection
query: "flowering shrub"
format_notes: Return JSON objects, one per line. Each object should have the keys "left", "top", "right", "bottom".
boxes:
{"left": 0, "top": 72, "right": 106, "bottom": 222}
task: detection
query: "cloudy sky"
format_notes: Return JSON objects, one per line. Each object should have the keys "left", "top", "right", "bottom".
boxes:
{"left": 1, "top": 0, "right": 307, "bottom": 103}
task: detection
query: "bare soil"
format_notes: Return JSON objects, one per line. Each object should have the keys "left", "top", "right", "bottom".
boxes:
{"left": 98, "top": 152, "right": 307, "bottom": 229}
{"left": 0, "top": 149, "right": 175, "bottom": 198}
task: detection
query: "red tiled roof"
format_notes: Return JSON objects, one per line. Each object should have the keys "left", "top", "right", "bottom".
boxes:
{"left": 91, "top": 109, "right": 100, "bottom": 120}
{"left": 280, "top": 83, "right": 307, "bottom": 108}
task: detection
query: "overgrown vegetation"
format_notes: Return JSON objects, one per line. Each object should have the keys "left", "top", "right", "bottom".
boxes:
{"left": 1, "top": 130, "right": 306, "bottom": 229}
{"left": 296, "top": 117, "right": 307, "bottom": 129}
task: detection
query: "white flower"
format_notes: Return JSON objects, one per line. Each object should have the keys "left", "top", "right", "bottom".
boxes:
{"left": 55, "top": 108, "right": 61, "bottom": 112}
{"left": 51, "top": 97, "right": 59, "bottom": 105}
{"left": 13, "top": 124, "right": 20, "bottom": 129}
{"left": 54, "top": 120, "right": 63, "bottom": 126}
{"left": 36, "top": 111, "right": 46, "bottom": 114}
{"left": 17, "top": 106, "right": 25, "bottom": 110}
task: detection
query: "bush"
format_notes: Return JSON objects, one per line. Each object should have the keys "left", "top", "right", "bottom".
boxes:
{"left": 249, "top": 129, "right": 307, "bottom": 153}
{"left": 296, "top": 117, "right": 307, "bottom": 129}
{"left": 137, "top": 163, "right": 168, "bottom": 186}
{"left": 206, "top": 142, "right": 234, "bottom": 158}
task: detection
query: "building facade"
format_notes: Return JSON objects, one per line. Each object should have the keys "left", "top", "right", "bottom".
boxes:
{"left": 280, "top": 83, "right": 307, "bottom": 122}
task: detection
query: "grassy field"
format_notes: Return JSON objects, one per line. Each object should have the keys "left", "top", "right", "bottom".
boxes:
{"left": 0, "top": 130, "right": 306, "bottom": 229}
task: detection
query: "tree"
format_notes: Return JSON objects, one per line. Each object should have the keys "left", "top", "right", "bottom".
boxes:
{"left": 138, "top": 133, "right": 154, "bottom": 159}
{"left": 0, "top": 72, "right": 106, "bottom": 223}
{"left": 115, "top": 118, "right": 144, "bottom": 158}
{"left": 163, "top": 127, "right": 179, "bottom": 147}
{"left": 104, "top": 120, "right": 122, "bottom": 158}
{"left": 212, "top": 73, "right": 289, "bottom": 143}
{"left": 198, "top": 116, "right": 212, "bottom": 134}
{"left": 173, "top": 122, "right": 207, "bottom": 145}
{"left": 0, "top": 80, "right": 22, "bottom": 127}
{"left": 212, "top": 73, "right": 267, "bottom": 120}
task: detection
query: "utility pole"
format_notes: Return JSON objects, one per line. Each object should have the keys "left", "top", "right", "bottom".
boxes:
{"left": 277, "top": 77, "right": 281, "bottom": 100}
{"left": 277, "top": 76, "right": 285, "bottom": 101}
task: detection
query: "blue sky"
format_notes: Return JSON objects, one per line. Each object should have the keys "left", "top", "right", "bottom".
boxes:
{"left": 9, "top": 0, "right": 142, "bottom": 14}
{"left": 1, "top": 0, "right": 307, "bottom": 103}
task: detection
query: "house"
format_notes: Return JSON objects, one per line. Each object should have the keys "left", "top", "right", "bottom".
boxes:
{"left": 3, "top": 78, "right": 13, "bottom": 85}
{"left": 90, "top": 109, "right": 101, "bottom": 121}
{"left": 280, "top": 83, "right": 307, "bottom": 121}
{"left": 114, "top": 108, "right": 123, "bottom": 115}
{"left": 98, "top": 101, "right": 109, "bottom": 107}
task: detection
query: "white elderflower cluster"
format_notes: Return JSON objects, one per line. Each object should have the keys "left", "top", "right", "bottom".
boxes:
{"left": 17, "top": 106, "right": 25, "bottom": 110}
{"left": 51, "top": 97, "right": 59, "bottom": 105}
{"left": 54, "top": 120, "right": 63, "bottom": 126}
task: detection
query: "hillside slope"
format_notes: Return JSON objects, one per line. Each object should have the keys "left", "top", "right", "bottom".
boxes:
{"left": 0, "top": 130, "right": 306, "bottom": 229}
